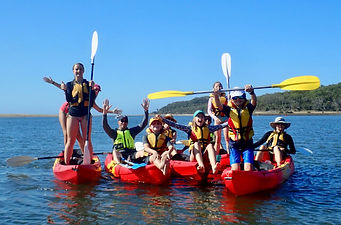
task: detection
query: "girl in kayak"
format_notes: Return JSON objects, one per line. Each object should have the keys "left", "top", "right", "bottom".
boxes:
{"left": 207, "top": 82, "right": 229, "bottom": 154}
{"left": 162, "top": 110, "right": 228, "bottom": 174}
{"left": 43, "top": 75, "right": 121, "bottom": 161}
{"left": 143, "top": 116, "right": 177, "bottom": 175}
{"left": 212, "top": 85, "right": 257, "bottom": 171}
{"left": 254, "top": 117, "right": 296, "bottom": 166}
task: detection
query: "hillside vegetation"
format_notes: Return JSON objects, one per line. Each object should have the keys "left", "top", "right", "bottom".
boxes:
{"left": 155, "top": 83, "right": 341, "bottom": 114}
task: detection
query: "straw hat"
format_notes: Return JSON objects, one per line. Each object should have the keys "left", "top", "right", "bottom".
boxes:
{"left": 164, "top": 113, "right": 177, "bottom": 122}
{"left": 270, "top": 117, "right": 291, "bottom": 129}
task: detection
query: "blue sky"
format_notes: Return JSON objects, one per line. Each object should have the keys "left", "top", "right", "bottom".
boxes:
{"left": 1, "top": 1, "right": 340, "bottom": 115}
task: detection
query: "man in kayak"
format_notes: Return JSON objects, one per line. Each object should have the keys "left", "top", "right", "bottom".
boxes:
{"left": 254, "top": 117, "right": 296, "bottom": 166}
{"left": 102, "top": 98, "right": 149, "bottom": 164}
{"left": 212, "top": 85, "right": 257, "bottom": 171}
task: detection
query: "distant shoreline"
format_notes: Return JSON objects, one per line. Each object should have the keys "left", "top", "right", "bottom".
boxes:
{"left": 1, "top": 111, "right": 341, "bottom": 118}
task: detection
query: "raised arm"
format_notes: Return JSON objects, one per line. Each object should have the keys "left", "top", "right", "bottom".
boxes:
{"left": 93, "top": 100, "right": 122, "bottom": 114}
{"left": 102, "top": 99, "right": 117, "bottom": 139}
{"left": 162, "top": 117, "right": 191, "bottom": 134}
{"left": 245, "top": 84, "right": 257, "bottom": 108}
{"left": 208, "top": 122, "right": 229, "bottom": 133}
{"left": 43, "top": 76, "right": 65, "bottom": 90}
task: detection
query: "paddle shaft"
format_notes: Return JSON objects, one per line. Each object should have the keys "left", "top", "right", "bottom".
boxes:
{"left": 191, "top": 85, "right": 272, "bottom": 95}
{"left": 86, "top": 62, "right": 95, "bottom": 141}
{"left": 35, "top": 151, "right": 109, "bottom": 160}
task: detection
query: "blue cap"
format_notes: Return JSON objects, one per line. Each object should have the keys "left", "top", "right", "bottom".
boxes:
{"left": 193, "top": 110, "right": 205, "bottom": 118}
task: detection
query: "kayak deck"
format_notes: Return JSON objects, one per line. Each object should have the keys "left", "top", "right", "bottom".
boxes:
{"left": 52, "top": 151, "right": 102, "bottom": 184}
{"left": 104, "top": 153, "right": 171, "bottom": 185}
{"left": 221, "top": 156, "right": 295, "bottom": 196}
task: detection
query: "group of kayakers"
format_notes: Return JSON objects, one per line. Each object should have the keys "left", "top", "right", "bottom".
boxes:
{"left": 45, "top": 62, "right": 296, "bottom": 175}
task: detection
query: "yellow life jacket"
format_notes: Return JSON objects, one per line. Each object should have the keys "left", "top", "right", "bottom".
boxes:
{"left": 164, "top": 128, "right": 175, "bottom": 139}
{"left": 210, "top": 94, "right": 227, "bottom": 117}
{"left": 266, "top": 131, "right": 286, "bottom": 149}
{"left": 66, "top": 80, "right": 90, "bottom": 107}
{"left": 147, "top": 129, "right": 168, "bottom": 153}
{"left": 190, "top": 125, "right": 210, "bottom": 150}
{"left": 227, "top": 100, "right": 254, "bottom": 141}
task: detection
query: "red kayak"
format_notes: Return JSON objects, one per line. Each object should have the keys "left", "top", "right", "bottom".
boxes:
{"left": 170, "top": 153, "right": 230, "bottom": 184}
{"left": 221, "top": 156, "right": 295, "bottom": 196}
{"left": 170, "top": 160, "right": 202, "bottom": 182}
{"left": 104, "top": 153, "right": 171, "bottom": 185}
{"left": 52, "top": 151, "right": 102, "bottom": 184}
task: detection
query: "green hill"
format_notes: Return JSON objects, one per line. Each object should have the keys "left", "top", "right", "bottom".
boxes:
{"left": 155, "top": 83, "right": 341, "bottom": 114}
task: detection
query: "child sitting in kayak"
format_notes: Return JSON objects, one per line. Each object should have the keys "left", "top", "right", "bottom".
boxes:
{"left": 163, "top": 114, "right": 177, "bottom": 144}
{"left": 143, "top": 116, "right": 178, "bottom": 175}
{"left": 162, "top": 110, "right": 228, "bottom": 174}
{"left": 254, "top": 117, "right": 296, "bottom": 166}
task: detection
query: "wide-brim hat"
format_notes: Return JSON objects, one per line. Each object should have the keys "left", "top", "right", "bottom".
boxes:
{"left": 164, "top": 113, "right": 177, "bottom": 122}
{"left": 270, "top": 117, "right": 291, "bottom": 129}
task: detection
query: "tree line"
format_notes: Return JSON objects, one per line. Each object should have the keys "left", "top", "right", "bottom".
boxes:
{"left": 155, "top": 82, "right": 341, "bottom": 114}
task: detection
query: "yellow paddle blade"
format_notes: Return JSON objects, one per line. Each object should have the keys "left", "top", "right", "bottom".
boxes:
{"left": 273, "top": 75, "right": 320, "bottom": 90}
{"left": 148, "top": 90, "right": 194, "bottom": 100}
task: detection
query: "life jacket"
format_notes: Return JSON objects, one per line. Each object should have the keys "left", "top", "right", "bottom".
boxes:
{"left": 65, "top": 79, "right": 94, "bottom": 107}
{"left": 210, "top": 93, "right": 228, "bottom": 117}
{"left": 266, "top": 131, "right": 287, "bottom": 149}
{"left": 146, "top": 128, "right": 168, "bottom": 153}
{"left": 190, "top": 125, "right": 210, "bottom": 150}
{"left": 113, "top": 129, "right": 135, "bottom": 150}
{"left": 227, "top": 100, "right": 254, "bottom": 141}
{"left": 164, "top": 128, "right": 176, "bottom": 139}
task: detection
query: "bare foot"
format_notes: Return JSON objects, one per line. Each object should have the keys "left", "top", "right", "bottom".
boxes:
{"left": 212, "top": 162, "right": 219, "bottom": 174}
{"left": 197, "top": 164, "right": 205, "bottom": 174}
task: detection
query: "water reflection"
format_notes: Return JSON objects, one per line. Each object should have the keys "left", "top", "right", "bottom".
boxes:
{"left": 48, "top": 180, "right": 98, "bottom": 224}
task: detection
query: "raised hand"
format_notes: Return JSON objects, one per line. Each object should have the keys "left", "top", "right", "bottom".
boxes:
{"left": 141, "top": 98, "right": 150, "bottom": 111}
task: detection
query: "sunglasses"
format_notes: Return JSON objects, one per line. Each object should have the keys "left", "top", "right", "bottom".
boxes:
{"left": 120, "top": 119, "right": 128, "bottom": 123}
{"left": 232, "top": 96, "right": 246, "bottom": 100}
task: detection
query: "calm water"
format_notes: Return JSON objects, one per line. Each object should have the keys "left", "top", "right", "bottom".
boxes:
{"left": 1, "top": 115, "right": 341, "bottom": 224}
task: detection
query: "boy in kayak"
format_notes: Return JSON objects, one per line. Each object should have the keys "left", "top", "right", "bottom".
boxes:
{"left": 102, "top": 98, "right": 149, "bottom": 164}
{"left": 143, "top": 116, "right": 178, "bottom": 175}
{"left": 254, "top": 117, "right": 296, "bottom": 166}
{"left": 162, "top": 110, "right": 228, "bottom": 174}
{"left": 212, "top": 85, "right": 257, "bottom": 171}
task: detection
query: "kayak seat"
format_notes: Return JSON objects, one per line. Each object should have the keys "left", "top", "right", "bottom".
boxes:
{"left": 254, "top": 161, "right": 275, "bottom": 171}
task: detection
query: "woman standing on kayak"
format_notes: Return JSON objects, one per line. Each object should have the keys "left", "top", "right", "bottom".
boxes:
{"left": 57, "top": 63, "right": 120, "bottom": 164}
{"left": 213, "top": 85, "right": 257, "bottom": 171}
{"left": 43, "top": 75, "right": 121, "bottom": 160}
